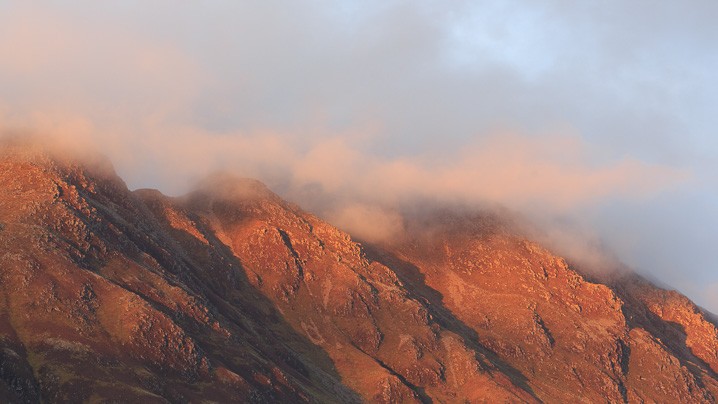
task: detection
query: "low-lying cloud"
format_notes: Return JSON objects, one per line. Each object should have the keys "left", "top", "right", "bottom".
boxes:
{"left": 3, "top": 120, "right": 689, "bottom": 253}
{"left": 1, "top": 1, "right": 715, "bottom": 311}
{"left": 4, "top": 120, "right": 687, "bottom": 209}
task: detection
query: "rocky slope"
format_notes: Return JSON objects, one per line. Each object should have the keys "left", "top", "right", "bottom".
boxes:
{"left": 0, "top": 139, "right": 717, "bottom": 403}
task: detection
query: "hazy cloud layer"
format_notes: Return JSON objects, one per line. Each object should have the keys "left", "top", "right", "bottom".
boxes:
{"left": 1, "top": 1, "right": 717, "bottom": 311}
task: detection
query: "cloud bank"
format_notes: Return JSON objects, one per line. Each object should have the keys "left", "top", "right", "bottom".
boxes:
{"left": 1, "top": 1, "right": 716, "bottom": 311}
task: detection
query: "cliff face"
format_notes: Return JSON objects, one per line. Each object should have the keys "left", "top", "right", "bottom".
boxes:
{"left": 0, "top": 141, "right": 716, "bottom": 403}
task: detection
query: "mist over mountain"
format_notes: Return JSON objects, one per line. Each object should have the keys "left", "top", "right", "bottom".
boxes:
{"left": 1, "top": 136, "right": 717, "bottom": 403}
{"left": 2, "top": 2, "right": 718, "bottom": 402}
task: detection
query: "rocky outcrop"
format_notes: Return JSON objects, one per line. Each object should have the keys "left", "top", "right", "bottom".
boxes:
{"left": 370, "top": 209, "right": 718, "bottom": 403}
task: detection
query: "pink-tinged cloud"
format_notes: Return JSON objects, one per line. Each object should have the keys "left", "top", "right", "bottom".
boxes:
{"left": 325, "top": 203, "right": 405, "bottom": 244}
{"left": 2, "top": 0, "right": 712, "bottom": 311}
{"left": 0, "top": 3, "right": 690, "bottom": 212}
{"left": 284, "top": 133, "right": 689, "bottom": 210}
{"left": 1, "top": 119, "right": 688, "bottom": 214}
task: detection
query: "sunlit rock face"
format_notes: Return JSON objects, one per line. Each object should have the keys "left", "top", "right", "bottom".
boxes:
{"left": 1, "top": 140, "right": 717, "bottom": 403}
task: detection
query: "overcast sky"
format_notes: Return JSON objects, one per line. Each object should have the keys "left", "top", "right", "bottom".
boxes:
{"left": 1, "top": 1, "right": 717, "bottom": 311}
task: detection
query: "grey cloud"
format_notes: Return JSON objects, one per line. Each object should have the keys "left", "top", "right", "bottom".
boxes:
{"left": 1, "top": 1, "right": 717, "bottom": 311}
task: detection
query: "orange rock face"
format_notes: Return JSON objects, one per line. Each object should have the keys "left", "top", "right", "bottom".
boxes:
{"left": 0, "top": 139, "right": 717, "bottom": 403}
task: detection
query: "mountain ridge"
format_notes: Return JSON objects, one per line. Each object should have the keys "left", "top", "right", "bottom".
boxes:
{"left": 1, "top": 139, "right": 717, "bottom": 402}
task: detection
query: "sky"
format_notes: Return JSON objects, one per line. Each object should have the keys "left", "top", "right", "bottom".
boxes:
{"left": 1, "top": 1, "right": 717, "bottom": 311}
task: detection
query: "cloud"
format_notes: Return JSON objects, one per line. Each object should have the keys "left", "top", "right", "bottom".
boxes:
{"left": 18, "top": 121, "right": 683, "bottom": 211}
{"left": 325, "top": 203, "right": 405, "bottom": 245}
{"left": 0, "top": 3, "right": 203, "bottom": 138}
{"left": 0, "top": 2, "right": 692, "bottom": 207}
{"left": 703, "top": 283, "right": 718, "bottom": 315}
{"left": 286, "top": 133, "right": 688, "bottom": 211}
{"left": 0, "top": 1, "right": 714, "bottom": 311}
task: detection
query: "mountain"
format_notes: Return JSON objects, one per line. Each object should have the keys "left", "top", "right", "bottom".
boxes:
{"left": 1, "top": 138, "right": 717, "bottom": 403}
